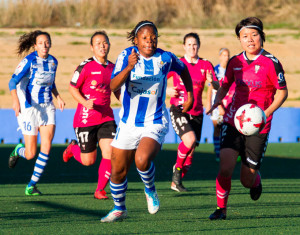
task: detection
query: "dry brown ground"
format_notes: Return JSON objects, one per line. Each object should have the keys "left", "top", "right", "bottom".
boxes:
{"left": 0, "top": 28, "right": 299, "bottom": 109}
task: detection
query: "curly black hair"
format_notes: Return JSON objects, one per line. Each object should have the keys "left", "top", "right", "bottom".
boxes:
{"left": 127, "top": 20, "right": 158, "bottom": 45}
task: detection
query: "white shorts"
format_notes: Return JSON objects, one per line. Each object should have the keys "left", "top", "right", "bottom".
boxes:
{"left": 111, "top": 120, "right": 169, "bottom": 150}
{"left": 17, "top": 102, "right": 56, "bottom": 135}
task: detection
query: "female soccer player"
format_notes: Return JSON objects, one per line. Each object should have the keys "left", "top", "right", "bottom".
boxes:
{"left": 167, "top": 33, "right": 216, "bottom": 192}
{"left": 62, "top": 31, "right": 117, "bottom": 200}
{"left": 101, "top": 20, "right": 194, "bottom": 222}
{"left": 207, "top": 48, "right": 230, "bottom": 162}
{"left": 8, "top": 30, "right": 65, "bottom": 195}
{"left": 207, "top": 17, "right": 288, "bottom": 220}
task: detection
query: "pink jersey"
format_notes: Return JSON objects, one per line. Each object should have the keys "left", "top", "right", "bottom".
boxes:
{"left": 168, "top": 56, "right": 216, "bottom": 116}
{"left": 222, "top": 50, "right": 286, "bottom": 133}
{"left": 70, "top": 57, "right": 115, "bottom": 127}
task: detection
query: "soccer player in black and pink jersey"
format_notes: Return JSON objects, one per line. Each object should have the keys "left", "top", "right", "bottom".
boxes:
{"left": 207, "top": 17, "right": 288, "bottom": 220}
{"left": 167, "top": 32, "right": 216, "bottom": 192}
{"left": 62, "top": 31, "right": 118, "bottom": 200}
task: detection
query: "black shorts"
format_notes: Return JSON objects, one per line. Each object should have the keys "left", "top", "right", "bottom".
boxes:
{"left": 220, "top": 123, "right": 269, "bottom": 170}
{"left": 170, "top": 105, "right": 203, "bottom": 146}
{"left": 74, "top": 121, "right": 117, "bottom": 153}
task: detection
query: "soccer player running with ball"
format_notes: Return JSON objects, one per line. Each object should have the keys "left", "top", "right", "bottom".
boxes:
{"left": 101, "top": 20, "right": 194, "bottom": 222}
{"left": 207, "top": 17, "right": 288, "bottom": 220}
{"left": 8, "top": 30, "right": 65, "bottom": 195}
{"left": 62, "top": 31, "right": 118, "bottom": 200}
{"left": 167, "top": 33, "right": 216, "bottom": 192}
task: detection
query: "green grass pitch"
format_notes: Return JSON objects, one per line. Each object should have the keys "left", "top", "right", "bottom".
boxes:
{"left": 1, "top": 143, "right": 300, "bottom": 234}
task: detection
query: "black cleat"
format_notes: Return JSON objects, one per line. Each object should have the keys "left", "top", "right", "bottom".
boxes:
{"left": 9, "top": 143, "right": 24, "bottom": 168}
{"left": 250, "top": 182, "right": 262, "bottom": 201}
{"left": 209, "top": 207, "right": 227, "bottom": 220}
{"left": 171, "top": 166, "right": 187, "bottom": 192}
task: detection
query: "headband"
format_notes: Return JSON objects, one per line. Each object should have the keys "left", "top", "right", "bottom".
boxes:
{"left": 135, "top": 22, "right": 156, "bottom": 36}
{"left": 238, "top": 25, "right": 262, "bottom": 34}
{"left": 219, "top": 48, "right": 228, "bottom": 55}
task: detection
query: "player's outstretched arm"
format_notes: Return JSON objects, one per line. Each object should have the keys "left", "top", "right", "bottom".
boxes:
{"left": 206, "top": 86, "right": 228, "bottom": 115}
{"left": 180, "top": 66, "right": 194, "bottom": 113}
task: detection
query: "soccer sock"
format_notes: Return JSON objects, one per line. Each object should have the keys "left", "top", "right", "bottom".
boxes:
{"left": 110, "top": 179, "right": 127, "bottom": 211}
{"left": 137, "top": 162, "right": 156, "bottom": 193}
{"left": 216, "top": 173, "right": 231, "bottom": 209}
{"left": 17, "top": 146, "right": 26, "bottom": 159}
{"left": 213, "top": 136, "right": 220, "bottom": 158}
{"left": 182, "top": 154, "right": 193, "bottom": 178}
{"left": 175, "top": 142, "right": 192, "bottom": 169}
{"left": 252, "top": 171, "right": 261, "bottom": 188}
{"left": 71, "top": 144, "right": 82, "bottom": 164}
{"left": 96, "top": 158, "right": 111, "bottom": 191}
{"left": 28, "top": 152, "right": 49, "bottom": 187}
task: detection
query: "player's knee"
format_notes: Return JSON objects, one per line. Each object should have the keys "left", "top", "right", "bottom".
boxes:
{"left": 25, "top": 150, "right": 36, "bottom": 160}
{"left": 81, "top": 159, "right": 95, "bottom": 166}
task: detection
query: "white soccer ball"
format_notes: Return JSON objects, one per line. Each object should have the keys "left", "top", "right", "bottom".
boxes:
{"left": 234, "top": 104, "right": 267, "bottom": 136}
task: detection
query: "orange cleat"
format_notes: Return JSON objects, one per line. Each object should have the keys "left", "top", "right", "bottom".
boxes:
{"left": 94, "top": 189, "right": 109, "bottom": 200}
{"left": 63, "top": 139, "right": 78, "bottom": 163}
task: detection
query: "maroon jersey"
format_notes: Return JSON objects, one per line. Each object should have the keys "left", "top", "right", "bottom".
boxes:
{"left": 222, "top": 50, "right": 287, "bottom": 133}
{"left": 168, "top": 56, "right": 216, "bottom": 116}
{"left": 70, "top": 57, "right": 115, "bottom": 127}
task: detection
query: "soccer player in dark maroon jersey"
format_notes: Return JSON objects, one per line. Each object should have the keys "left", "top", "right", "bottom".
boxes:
{"left": 62, "top": 31, "right": 118, "bottom": 200}
{"left": 167, "top": 32, "right": 216, "bottom": 192}
{"left": 207, "top": 17, "right": 288, "bottom": 220}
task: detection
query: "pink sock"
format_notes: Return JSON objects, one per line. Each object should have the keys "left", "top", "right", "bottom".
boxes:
{"left": 96, "top": 159, "right": 111, "bottom": 191}
{"left": 175, "top": 142, "right": 192, "bottom": 169}
{"left": 182, "top": 155, "right": 193, "bottom": 178}
{"left": 71, "top": 144, "right": 82, "bottom": 164}
{"left": 252, "top": 172, "right": 261, "bottom": 188}
{"left": 216, "top": 173, "right": 231, "bottom": 209}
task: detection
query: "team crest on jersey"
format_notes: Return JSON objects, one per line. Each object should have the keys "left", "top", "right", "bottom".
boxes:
{"left": 201, "top": 69, "right": 205, "bottom": 75}
{"left": 158, "top": 61, "right": 166, "bottom": 69}
{"left": 255, "top": 65, "right": 260, "bottom": 73}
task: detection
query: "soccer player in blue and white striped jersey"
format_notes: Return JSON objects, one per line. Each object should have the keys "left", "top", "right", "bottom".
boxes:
{"left": 8, "top": 30, "right": 65, "bottom": 196}
{"left": 101, "top": 20, "right": 194, "bottom": 222}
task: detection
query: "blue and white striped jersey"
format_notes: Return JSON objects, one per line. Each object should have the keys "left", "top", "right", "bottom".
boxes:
{"left": 112, "top": 46, "right": 185, "bottom": 127}
{"left": 214, "top": 64, "right": 226, "bottom": 81}
{"left": 9, "top": 51, "right": 58, "bottom": 108}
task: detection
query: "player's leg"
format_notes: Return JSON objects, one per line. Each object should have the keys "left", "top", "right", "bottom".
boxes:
{"left": 135, "top": 137, "right": 161, "bottom": 214}
{"left": 212, "top": 119, "right": 221, "bottom": 162}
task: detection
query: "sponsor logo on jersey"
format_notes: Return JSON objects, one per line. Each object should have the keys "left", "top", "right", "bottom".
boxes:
{"left": 90, "top": 80, "right": 97, "bottom": 89}
{"left": 278, "top": 72, "right": 285, "bottom": 83}
{"left": 255, "top": 65, "right": 260, "bottom": 73}
{"left": 130, "top": 84, "right": 158, "bottom": 95}
{"left": 233, "top": 67, "right": 242, "bottom": 71}
{"left": 91, "top": 71, "right": 101, "bottom": 75}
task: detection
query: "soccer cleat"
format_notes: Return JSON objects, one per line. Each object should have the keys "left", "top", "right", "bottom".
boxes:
{"left": 236, "top": 156, "right": 241, "bottom": 162}
{"left": 25, "top": 185, "right": 42, "bottom": 196}
{"left": 250, "top": 182, "right": 262, "bottom": 201}
{"left": 9, "top": 143, "right": 24, "bottom": 168}
{"left": 94, "top": 189, "right": 109, "bottom": 200}
{"left": 209, "top": 207, "right": 227, "bottom": 220}
{"left": 171, "top": 167, "right": 187, "bottom": 192}
{"left": 100, "top": 208, "right": 128, "bottom": 222}
{"left": 145, "top": 189, "right": 160, "bottom": 214}
{"left": 171, "top": 181, "right": 187, "bottom": 192}
{"left": 63, "top": 139, "right": 78, "bottom": 162}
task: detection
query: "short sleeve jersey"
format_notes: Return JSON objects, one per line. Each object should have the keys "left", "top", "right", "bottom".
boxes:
{"left": 222, "top": 49, "right": 287, "bottom": 133}
{"left": 112, "top": 46, "right": 185, "bottom": 127}
{"left": 169, "top": 56, "right": 216, "bottom": 116}
{"left": 70, "top": 57, "right": 115, "bottom": 128}
{"left": 9, "top": 51, "right": 58, "bottom": 108}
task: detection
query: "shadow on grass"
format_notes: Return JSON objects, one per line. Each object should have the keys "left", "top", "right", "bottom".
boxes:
{"left": 1, "top": 145, "right": 300, "bottom": 185}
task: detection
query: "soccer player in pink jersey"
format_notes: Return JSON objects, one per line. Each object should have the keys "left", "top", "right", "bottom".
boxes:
{"left": 167, "top": 32, "right": 217, "bottom": 192}
{"left": 62, "top": 31, "right": 117, "bottom": 200}
{"left": 207, "top": 17, "right": 288, "bottom": 220}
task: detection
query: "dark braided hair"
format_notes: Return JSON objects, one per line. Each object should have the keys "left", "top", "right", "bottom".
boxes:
{"left": 127, "top": 20, "right": 158, "bottom": 45}
{"left": 17, "top": 30, "right": 51, "bottom": 56}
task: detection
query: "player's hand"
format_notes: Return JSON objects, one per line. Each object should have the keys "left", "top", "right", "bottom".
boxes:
{"left": 84, "top": 98, "right": 96, "bottom": 110}
{"left": 182, "top": 92, "right": 194, "bottom": 113}
{"left": 12, "top": 99, "right": 20, "bottom": 116}
{"left": 127, "top": 48, "right": 139, "bottom": 70}
{"left": 166, "top": 86, "right": 179, "bottom": 97}
{"left": 57, "top": 96, "right": 65, "bottom": 111}
{"left": 206, "top": 70, "right": 213, "bottom": 83}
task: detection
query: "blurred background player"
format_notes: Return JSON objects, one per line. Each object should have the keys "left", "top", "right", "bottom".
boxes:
{"left": 101, "top": 20, "right": 194, "bottom": 222}
{"left": 207, "top": 48, "right": 229, "bottom": 162}
{"left": 207, "top": 17, "right": 288, "bottom": 220}
{"left": 62, "top": 31, "right": 118, "bottom": 200}
{"left": 167, "top": 33, "right": 216, "bottom": 192}
{"left": 8, "top": 30, "right": 65, "bottom": 195}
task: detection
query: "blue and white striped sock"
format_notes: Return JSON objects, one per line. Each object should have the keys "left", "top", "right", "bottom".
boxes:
{"left": 17, "top": 146, "right": 26, "bottom": 159}
{"left": 213, "top": 136, "right": 220, "bottom": 158}
{"left": 137, "top": 162, "right": 156, "bottom": 193}
{"left": 28, "top": 152, "right": 49, "bottom": 187}
{"left": 110, "top": 179, "right": 128, "bottom": 211}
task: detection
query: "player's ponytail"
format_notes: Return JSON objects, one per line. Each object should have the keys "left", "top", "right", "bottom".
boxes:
{"left": 17, "top": 30, "right": 51, "bottom": 56}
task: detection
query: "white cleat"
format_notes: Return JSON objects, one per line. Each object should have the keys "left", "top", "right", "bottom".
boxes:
{"left": 100, "top": 208, "right": 128, "bottom": 223}
{"left": 145, "top": 189, "right": 160, "bottom": 214}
